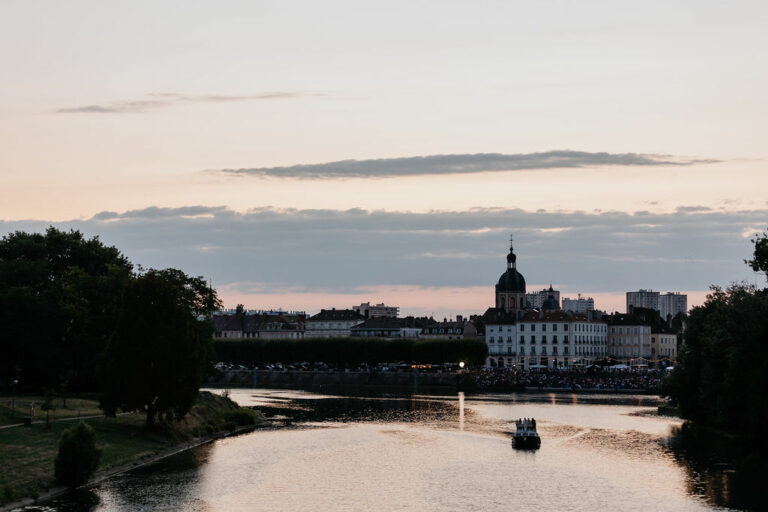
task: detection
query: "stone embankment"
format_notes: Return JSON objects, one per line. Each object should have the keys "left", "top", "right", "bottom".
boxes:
{"left": 212, "top": 369, "right": 472, "bottom": 392}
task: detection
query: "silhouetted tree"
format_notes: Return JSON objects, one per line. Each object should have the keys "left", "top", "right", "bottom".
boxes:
{"left": 0, "top": 228, "right": 132, "bottom": 392}
{"left": 101, "top": 269, "right": 220, "bottom": 428}
{"left": 54, "top": 421, "right": 101, "bottom": 488}
{"left": 746, "top": 230, "right": 768, "bottom": 281}
{"left": 664, "top": 229, "right": 768, "bottom": 467}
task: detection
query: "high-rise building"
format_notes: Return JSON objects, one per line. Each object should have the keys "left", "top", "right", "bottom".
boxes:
{"left": 626, "top": 289, "right": 659, "bottom": 313}
{"left": 562, "top": 294, "right": 595, "bottom": 313}
{"left": 352, "top": 302, "right": 399, "bottom": 319}
{"left": 659, "top": 292, "right": 687, "bottom": 319}
{"left": 526, "top": 287, "right": 560, "bottom": 310}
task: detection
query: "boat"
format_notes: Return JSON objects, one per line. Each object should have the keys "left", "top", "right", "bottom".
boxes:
{"left": 512, "top": 418, "right": 541, "bottom": 449}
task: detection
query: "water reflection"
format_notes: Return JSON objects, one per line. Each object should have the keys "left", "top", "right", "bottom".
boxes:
{"left": 36, "top": 390, "right": 763, "bottom": 512}
{"left": 665, "top": 423, "right": 763, "bottom": 511}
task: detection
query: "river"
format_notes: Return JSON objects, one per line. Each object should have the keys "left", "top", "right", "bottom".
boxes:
{"left": 31, "top": 389, "right": 752, "bottom": 511}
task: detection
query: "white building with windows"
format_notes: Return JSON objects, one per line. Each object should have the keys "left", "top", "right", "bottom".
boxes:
{"left": 608, "top": 313, "right": 652, "bottom": 365}
{"left": 659, "top": 292, "right": 687, "bottom": 320}
{"left": 626, "top": 289, "right": 660, "bottom": 312}
{"left": 352, "top": 302, "right": 399, "bottom": 318}
{"left": 526, "top": 287, "right": 560, "bottom": 309}
{"left": 562, "top": 295, "right": 595, "bottom": 313}
{"left": 305, "top": 309, "right": 364, "bottom": 337}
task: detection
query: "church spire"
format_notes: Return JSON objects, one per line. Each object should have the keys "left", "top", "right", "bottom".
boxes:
{"left": 507, "top": 233, "right": 517, "bottom": 269}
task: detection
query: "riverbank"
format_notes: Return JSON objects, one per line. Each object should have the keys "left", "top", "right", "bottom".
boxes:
{"left": 0, "top": 391, "right": 265, "bottom": 510}
{"left": 210, "top": 369, "right": 660, "bottom": 395}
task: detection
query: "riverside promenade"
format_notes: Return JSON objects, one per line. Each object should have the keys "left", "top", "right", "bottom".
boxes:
{"left": 211, "top": 368, "right": 663, "bottom": 394}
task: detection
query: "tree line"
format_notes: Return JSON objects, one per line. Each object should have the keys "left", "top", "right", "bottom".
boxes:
{"left": 0, "top": 228, "right": 220, "bottom": 427}
{"left": 663, "top": 229, "right": 768, "bottom": 481}
{"left": 213, "top": 337, "right": 488, "bottom": 367}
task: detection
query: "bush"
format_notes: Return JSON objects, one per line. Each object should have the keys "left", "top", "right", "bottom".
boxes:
{"left": 54, "top": 422, "right": 102, "bottom": 488}
{"left": 226, "top": 408, "right": 258, "bottom": 426}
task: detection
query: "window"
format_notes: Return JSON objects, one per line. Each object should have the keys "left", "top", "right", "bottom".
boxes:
{"left": 542, "top": 324, "right": 547, "bottom": 331}
{"left": 564, "top": 335, "right": 569, "bottom": 342}
{"left": 553, "top": 335, "right": 558, "bottom": 343}
{"left": 531, "top": 335, "right": 536, "bottom": 343}
{"left": 553, "top": 346, "right": 558, "bottom": 355}
{"left": 507, "top": 336, "right": 512, "bottom": 343}
{"left": 520, "top": 324, "right": 525, "bottom": 332}
{"left": 520, "top": 335, "right": 525, "bottom": 344}
{"left": 542, "top": 335, "right": 547, "bottom": 343}
{"left": 553, "top": 324, "right": 558, "bottom": 331}
{"left": 531, "top": 324, "right": 536, "bottom": 332}
{"left": 563, "top": 324, "right": 568, "bottom": 331}
{"left": 489, "top": 337, "right": 494, "bottom": 343}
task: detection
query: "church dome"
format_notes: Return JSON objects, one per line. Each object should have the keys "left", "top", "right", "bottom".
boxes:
{"left": 496, "top": 237, "right": 526, "bottom": 293}
{"left": 496, "top": 269, "right": 526, "bottom": 293}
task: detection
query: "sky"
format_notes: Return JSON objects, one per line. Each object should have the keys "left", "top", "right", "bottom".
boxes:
{"left": 1, "top": 1, "right": 767, "bottom": 317}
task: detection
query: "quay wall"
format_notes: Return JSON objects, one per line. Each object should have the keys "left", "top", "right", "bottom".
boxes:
{"left": 211, "top": 369, "right": 470, "bottom": 392}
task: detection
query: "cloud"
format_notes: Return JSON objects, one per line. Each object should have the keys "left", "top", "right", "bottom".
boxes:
{"left": 2, "top": 206, "right": 765, "bottom": 305}
{"left": 212, "top": 151, "right": 718, "bottom": 180}
{"left": 56, "top": 92, "right": 322, "bottom": 114}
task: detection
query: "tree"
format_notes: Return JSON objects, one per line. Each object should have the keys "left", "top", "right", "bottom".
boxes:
{"left": 0, "top": 228, "right": 132, "bottom": 392}
{"left": 746, "top": 230, "right": 768, "bottom": 281}
{"left": 54, "top": 421, "right": 102, "bottom": 488}
{"left": 41, "top": 388, "right": 56, "bottom": 430}
{"left": 100, "top": 269, "right": 220, "bottom": 428}
{"left": 663, "top": 219, "right": 768, "bottom": 474}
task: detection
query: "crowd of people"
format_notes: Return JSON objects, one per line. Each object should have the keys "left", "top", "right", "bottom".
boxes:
{"left": 473, "top": 367, "right": 664, "bottom": 391}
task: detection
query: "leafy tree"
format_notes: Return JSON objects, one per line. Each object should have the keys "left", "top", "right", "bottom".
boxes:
{"left": 54, "top": 421, "right": 102, "bottom": 488}
{"left": 0, "top": 228, "right": 132, "bottom": 392}
{"left": 101, "top": 269, "right": 220, "bottom": 428}
{"left": 41, "top": 388, "right": 56, "bottom": 430}
{"left": 746, "top": 230, "right": 768, "bottom": 280}
{"left": 664, "top": 232, "right": 768, "bottom": 463}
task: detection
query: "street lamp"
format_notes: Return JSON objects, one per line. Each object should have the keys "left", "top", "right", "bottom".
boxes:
{"left": 11, "top": 379, "right": 18, "bottom": 413}
{"left": 458, "top": 361, "right": 465, "bottom": 369}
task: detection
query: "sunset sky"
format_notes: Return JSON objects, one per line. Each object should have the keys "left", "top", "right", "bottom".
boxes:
{"left": 2, "top": 1, "right": 766, "bottom": 317}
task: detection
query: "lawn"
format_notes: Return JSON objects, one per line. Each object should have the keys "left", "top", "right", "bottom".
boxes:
{"left": 0, "top": 396, "right": 104, "bottom": 427}
{"left": 0, "top": 411, "right": 171, "bottom": 503}
{"left": 0, "top": 392, "right": 259, "bottom": 505}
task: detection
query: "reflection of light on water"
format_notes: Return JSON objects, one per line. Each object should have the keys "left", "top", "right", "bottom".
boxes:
{"left": 549, "top": 393, "right": 556, "bottom": 405}
{"left": 571, "top": 394, "right": 579, "bottom": 405}
{"left": 458, "top": 392, "right": 464, "bottom": 431}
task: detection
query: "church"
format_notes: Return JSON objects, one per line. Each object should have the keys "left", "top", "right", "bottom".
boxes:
{"left": 482, "top": 236, "right": 608, "bottom": 369}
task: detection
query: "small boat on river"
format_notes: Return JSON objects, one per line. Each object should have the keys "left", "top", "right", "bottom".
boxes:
{"left": 512, "top": 418, "right": 541, "bottom": 449}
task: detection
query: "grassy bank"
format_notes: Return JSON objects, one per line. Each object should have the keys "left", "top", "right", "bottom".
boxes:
{"left": 0, "top": 396, "right": 103, "bottom": 427}
{"left": 0, "top": 392, "right": 262, "bottom": 505}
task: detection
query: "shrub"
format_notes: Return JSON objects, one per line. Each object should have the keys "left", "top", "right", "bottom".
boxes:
{"left": 54, "top": 422, "right": 102, "bottom": 488}
{"left": 226, "top": 408, "right": 258, "bottom": 426}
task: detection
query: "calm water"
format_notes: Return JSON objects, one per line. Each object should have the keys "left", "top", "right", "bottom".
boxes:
{"left": 31, "top": 389, "right": 750, "bottom": 511}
